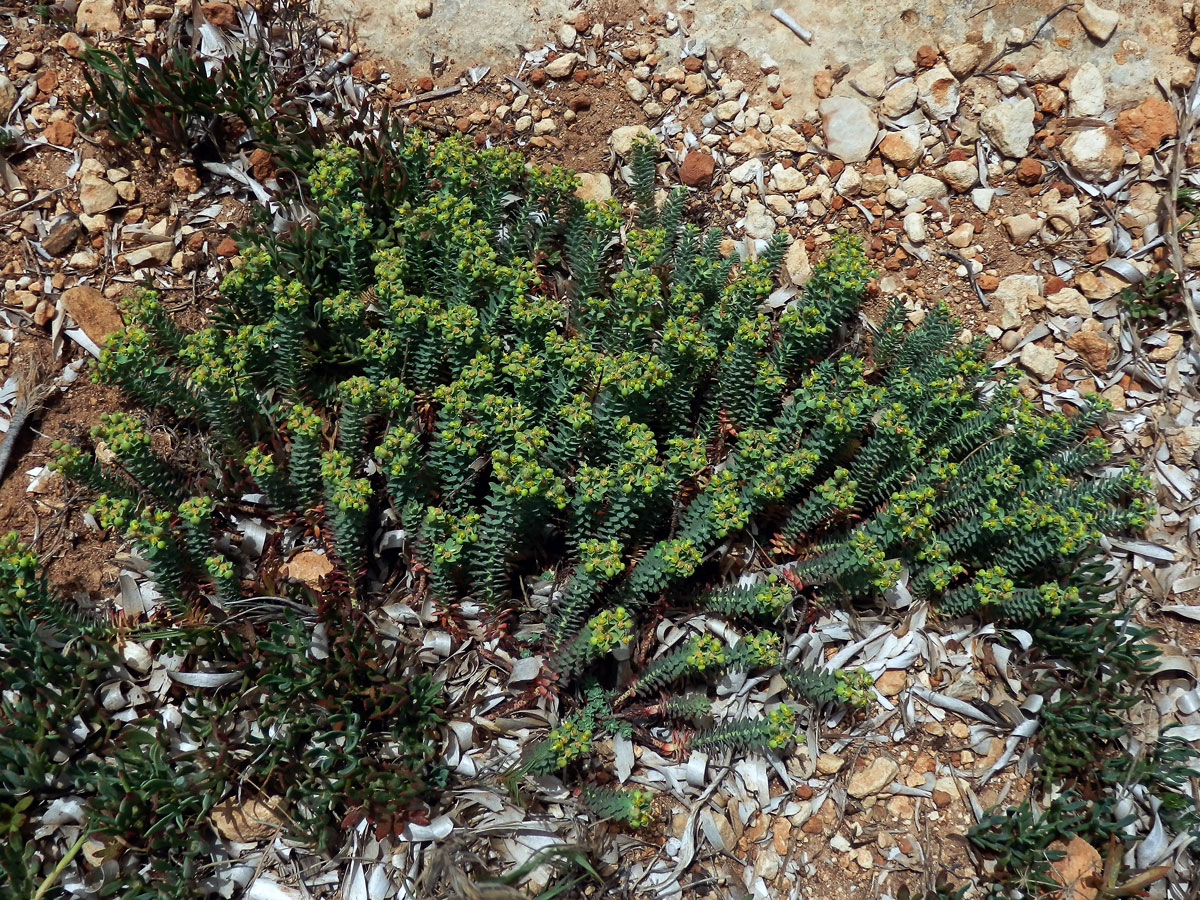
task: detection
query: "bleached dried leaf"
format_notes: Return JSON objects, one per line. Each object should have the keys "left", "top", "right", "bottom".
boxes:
{"left": 211, "top": 796, "right": 286, "bottom": 842}
{"left": 507, "top": 655, "right": 543, "bottom": 685}
{"left": 402, "top": 815, "right": 454, "bottom": 842}
{"left": 246, "top": 878, "right": 304, "bottom": 900}
{"left": 168, "top": 670, "right": 240, "bottom": 688}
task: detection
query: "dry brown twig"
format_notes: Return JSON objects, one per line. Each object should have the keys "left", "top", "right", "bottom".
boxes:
{"left": 1164, "top": 60, "right": 1200, "bottom": 372}
{"left": 0, "top": 356, "right": 54, "bottom": 484}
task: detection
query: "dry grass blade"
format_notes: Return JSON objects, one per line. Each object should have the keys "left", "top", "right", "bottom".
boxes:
{"left": 0, "top": 356, "right": 53, "bottom": 483}
{"left": 1164, "top": 59, "right": 1200, "bottom": 375}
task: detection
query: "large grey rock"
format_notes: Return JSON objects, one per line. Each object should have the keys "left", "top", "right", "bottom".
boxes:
{"left": 1002, "top": 214, "right": 1041, "bottom": 245}
{"left": 945, "top": 43, "right": 983, "bottom": 78}
{"left": 1045, "top": 287, "right": 1091, "bottom": 317}
{"left": 785, "top": 241, "right": 812, "bottom": 285}
{"left": 915, "top": 65, "right": 960, "bottom": 121}
{"left": 878, "top": 125, "right": 924, "bottom": 167}
{"left": 768, "top": 123, "right": 806, "bottom": 152}
{"left": 0, "top": 75, "right": 15, "bottom": 114}
{"left": 770, "top": 163, "right": 807, "bottom": 192}
{"left": 848, "top": 756, "right": 900, "bottom": 799}
{"left": 940, "top": 160, "right": 978, "bottom": 192}
{"left": 575, "top": 173, "right": 612, "bottom": 205}
{"left": 79, "top": 175, "right": 119, "bottom": 215}
{"left": 903, "top": 211, "right": 927, "bottom": 243}
{"left": 126, "top": 241, "right": 174, "bottom": 267}
{"left": 1019, "top": 343, "right": 1058, "bottom": 382}
{"left": 1068, "top": 63, "right": 1106, "bottom": 116}
{"left": 609, "top": 125, "right": 654, "bottom": 157}
{"left": 980, "top": 97, "right": 1036, "bottom": 158}
{"left": 76, "top": 0, "right": 121, "bottom": 33}
{"left": 1028, "top": 51, "right": 1069, "bottom": 83}
{"left": 818, "top": 96, "right": 878, "bottom": 163}
{"left": 544, "top": 52, "right": 580, "bottom": 79}
{"left": 1062, "top": 127, "right": 1124, "bottom": 181}
{"left": 898, "top": 172, "right": 947, "bottom": 201}
{"left": 1078, "top": 0, "right": 1119, "bottom": 43}
{"left": 729, "top": 159, "right": 761, "bottom": 184}
{"left": 995, "top": 274, "right": 1043, "bottom": 328}
{"left": 624, "top": 77, "right": 648, "bottom": 103}
{"left": 880, "top": 79, "right": 917, "bottom": 118}
{"left": 62, "top": 285, "right": 122, "bottom": 344}
{"left": 743, "top": 200, "right": 776, "bottom": 240}
{"left": 850, "top": 60, "right": 889, "bottom": 99}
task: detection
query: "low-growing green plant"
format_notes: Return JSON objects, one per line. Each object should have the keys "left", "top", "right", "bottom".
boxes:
{"left": 1118, "top": 269, "right": 1181, "bottom": 322}
{"left": 1, "top": 536, "right": 442, "bottom": 893}
{"left": 26, "top": 126, "right": 1160, "bottom": 893}
{"left": 75, "top": 0, "right": 323, "bottom": 159}
{"left": 79, "top": 41, "right": 274, "bottom": 156}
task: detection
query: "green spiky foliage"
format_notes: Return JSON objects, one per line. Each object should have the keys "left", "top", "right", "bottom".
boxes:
{"left": 689, "top": 702, "right": 802, "bottom": 753}
{"left": 0, "top": 532, "right": 444, "bottom": 897}
{"left": 0, "top": 534, "right": 114, "bottom": 799}
{"left": 959, "top": 559, "right": 1196, "bottom": 897}
{"left": 90, "top": 412, "right": 185, "bottom": 503}
{"left": 47, "top": 128, "right": 1154, "bottom": 864}
{"left": 580, "top": 786, "right": 655, "bottom": 828}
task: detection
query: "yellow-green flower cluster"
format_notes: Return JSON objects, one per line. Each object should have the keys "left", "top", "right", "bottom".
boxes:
{"left": 501, "top": 343, "right": 545, "bottom": 387}
{"left": 270, "top": 277, "right": 307, "bottom": 316}
{"left": 307, "top": 144, "right": 361, "bottom": 204}
{"left": 740, "top": 631, "right": 783, "bottom": 667}
{"left": 218, "top": 244, "right": 273, "bottom": 303}
{"left": 834, "top": 668, "right": 875, "bottom": 709}
{"left": 320, "top": 289, "right": 367, "bottom": 330}
{"left": 587, "top": 606, "right": 633, "bottom": 653}
{"left": 757, "top": 579, "right": 795, "bottom": 616}
{"left": 685, "top": 633, "right": 726, "bottom": 671}
{"left": 1036, "top": 583, "right": 1078, "bottom": 617}
{"left": 547, "top": 717, "right": 593, "bottom": 769}
{"left": 574, "top": 466, "right": 613, "bottom": 505}
{"left": 280, "top": 401, "right": 318, "bottom": 435}
{"left": 816, "top": 468, "right": 857, "bottom": 511}
{"left": 580, "top": 538, "right": 624, "bottom": 578}
{"left": 510, "top": 288, "right": 564, "bottom": 333}
{"left": 375, "top": 426, "right": 420, "bottom": 477}
{"left": 887, "top": 485, "right": 937, "bottom": 541}
{"left": 598, "top": 351, "right": 673, "bottom": 398}
{"left": 765, "top": 703, "right": 799, "bottom": 749}
{"left": 425, "top": 507, "right": 481, "bottom": 565}
{"left": 492, "top": 449, "right": 568, "bottom": 508}
{"left": 90, "top": 494, "right": 134, "bottom": 532}
{"left": 665, "top": 436, "right": 708, "bottom": 478}
{"left": 333, "top": 199, "right": 371, "bottom": 240}
{"left": 846, "top": 531, "right": 902, "bottom": 592}
{"left": 0, "top": 531, "right": 40, "bottom": 604}
{"left": 245, "top": 446, "right": 277, "bottom": 481}
{"left": 624, "top": 226, "right": 667, "bottom": 268}
{"left": 178, "top": 496, "right": 214, "bottom": 527}
{"left": 627, "top": 789, "right": 654, "bottom": 828}
{"left": 50, "top": 441, "right": 95, "bottom": 481}
{"left": 705, "top": 469, "right": 750, "bottom": 537}
{"left": 660, "top": 538, "right": 703, "bottom": 578}
{"left": 206, "top": 555, "right": 235, "bottom": 582}
{"left": 328, "top": 476, "right": 371, "bottom": 515}
{"left": 973, "top": 566, "right": 1016, "bottom": 607}
{"left": 125, "top": 507, "right": 174, "bottom": 553}
{"left": 338, "top": 375, "right": 374, "bottom": 407}
{"left": 660, "top": 315, "right": 718, "bottom": 363}
{"left": 91, "top": 412, "right": 150, "bottom": 457}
